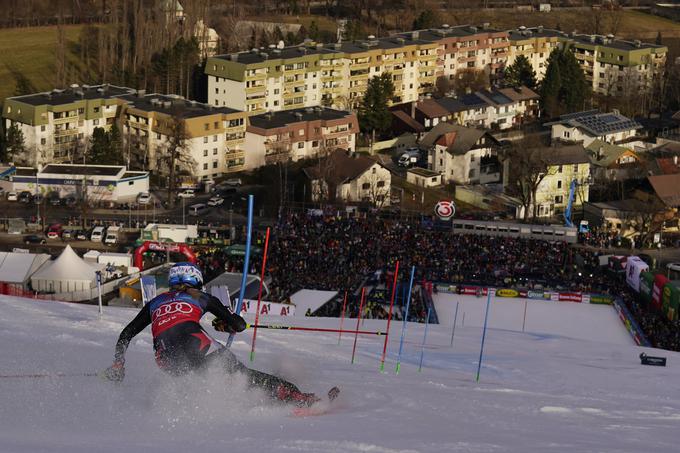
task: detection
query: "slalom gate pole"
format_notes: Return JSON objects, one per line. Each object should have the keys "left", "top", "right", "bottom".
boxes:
{"left": 418, "top": 305, "right": 432, "bottom": 372}
{"left": 227, "top": 194, "right": 254, "bottom": 348}
{"left": 247, "top": 323, "right": 382, "bottom": 336}
{"left": 338, "top": 291, "right": 348, "bottom": 344}
{"left": 476, "top": 288, "right": 494, "bottom": 382}
{"left": 522, "top": 299, "right": 528, "bottom": 332}
{"left": 449, "top": 300, "right": 459, "bottom": 348}
{"left": 379, "top": 261, "right": 400, "bottom": 372}
{"left": 249, "top": 227, "right": 271, "bottom": 362}
{"left": 395, "top": 265, "right": 416, "bottom": 374}
{"left": 351, "top": 287, "right": 367, "bottom": 364}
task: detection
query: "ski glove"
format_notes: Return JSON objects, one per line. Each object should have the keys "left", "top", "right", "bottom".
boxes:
{"left": 212, "top": 318, "right": 238, "bottom": 334}
{"left": 103, "top": 361, "right": 125, "bottom": 383}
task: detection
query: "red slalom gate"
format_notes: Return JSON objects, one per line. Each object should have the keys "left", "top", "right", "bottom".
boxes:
{"left": 249, "top": 227, "right": 271, "bottom": 362}
{"left": 351, "top": 287, "right": 367, "bottom": 364}
{"left": 379, "top": 261, "right": 400, "bottom": 371}
{"left": 248, "top": 323, "right": 382, "bottom": 336}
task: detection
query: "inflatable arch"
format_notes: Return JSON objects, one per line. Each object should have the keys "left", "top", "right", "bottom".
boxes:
{"left": 133, "top": 241, "right": 197, "bottom": 270}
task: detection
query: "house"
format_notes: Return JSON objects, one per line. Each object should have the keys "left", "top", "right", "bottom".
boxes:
{"left": 546, "top": 109, "right": 642, "bottom": 147}
{"left": 303, "top": 149, "right": 391, "bottom": 207}
{"left": 406, "top": 167, "right": 443, "bottom": 188}
{"left": 455, "top": 185, "right": 525, "bottom": 219}
{"left": 503, "top": 144, "right": 591, "bottom": 218}
{"left": 583, "top": 199, "right": 669, "bottom": 241}
{"left": 420, "top": 123, "right": 501, "bottom": 185}
{"left": 585, "top": 139, "right": 641, "bottom": 182}
{"left": 245, "top": 107, "right": 358, "bottom": 170}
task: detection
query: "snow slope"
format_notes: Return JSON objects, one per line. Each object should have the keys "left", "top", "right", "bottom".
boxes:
{"left": 0, "top": 295, "right": 679, "bottom": 453}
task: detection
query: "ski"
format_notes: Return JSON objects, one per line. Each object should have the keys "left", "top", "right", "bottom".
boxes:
{"left": 291, "top": 386, "right": 340, "bottom": 417}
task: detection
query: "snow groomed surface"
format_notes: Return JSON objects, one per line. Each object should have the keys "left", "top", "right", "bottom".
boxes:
{"left": 0, "top": 295, "right": 678, "bottom": 452}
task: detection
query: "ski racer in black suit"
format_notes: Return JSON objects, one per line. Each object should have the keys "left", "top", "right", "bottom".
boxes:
{"left": 103, "top": 262, "right": 319, "bottom": 406}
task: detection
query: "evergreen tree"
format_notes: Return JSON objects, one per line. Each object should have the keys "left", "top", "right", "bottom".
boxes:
{"left": 358, "top": 72, "right": 395, "bottom": 143}
{"left": 259, "top": 29, "right": 270, "bottom": 48}
{"left": 3, "top": 123, "right": 26, "bottom": 164}
{"left": 249, "top": 27, "right": 258, "bottom": 49}
{"left": 297, "top": 25, "right": 308, "bottom": 42}
{"left": 413, "top": 10, "right": 437, "bottom": 30}
{"left": 539, "top": 47, "right": 589, "bottom": 118}
{"left": 309, "top": 21, "right": 319, "bottom": 41}
{"left": 656, "top": 31, "right": 663, "bottom": 45}
{"left": 503, "top": 55, "right": 537, "bottom": 89}
{"left": 88, "top": 127, "right": 111, "bottom": 164}
{"left": 273, "top": 26, "right": 285, "bottom": 45}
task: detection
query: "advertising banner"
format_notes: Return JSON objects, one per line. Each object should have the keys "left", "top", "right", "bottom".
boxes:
{"left": 239, "top": 299, "right": 295, "bottom": 317}
{"left": 625, "top": 256, "right": 649, "bottom": 292}
{"left": 639, "top": 272, "right": 654, "bottom": 305}
{"left": 652, "top": 274, "right": 669, "bottom": 311}
{"left": 558, "top": 293, "right": 582, "bottom": 302}
{"left": 496, "top": 289, "right": 519, "bottom": 298}
{"left": 589, "top": 294, "right": 613, "bottom": 305}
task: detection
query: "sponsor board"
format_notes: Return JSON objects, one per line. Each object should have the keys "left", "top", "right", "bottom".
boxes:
{"left": 590, "top": 294, "right": 613, "bottom": 305}
{"left": 239, "top": 299, "right": 295, "bottom": 316}
{"left": 434, "top": 200, "right": 456, "bottom": 221}
{"left": 558, "top": 293, "right": 582, "bottom": 303}
{"left": 496, "top": 289, "right": 519, "bottom": 298}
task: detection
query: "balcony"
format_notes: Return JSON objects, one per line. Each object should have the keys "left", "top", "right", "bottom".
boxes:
{"left": 53, "top": 115, "right": 78, "bottom": 125}
{"left": 245, "top": 84, "right": 266, "bottom": 94}
{"left": 54, "top": 128, "right": 79, "bottom": 137}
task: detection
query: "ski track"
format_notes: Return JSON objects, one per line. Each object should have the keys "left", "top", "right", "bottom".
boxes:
{"left": 0, "top": 295, "right": 679, "bottom": 452}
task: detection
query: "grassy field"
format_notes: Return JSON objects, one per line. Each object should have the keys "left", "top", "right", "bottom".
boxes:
{"left": 0, "top": 25, "right": 84, "bottom": 104}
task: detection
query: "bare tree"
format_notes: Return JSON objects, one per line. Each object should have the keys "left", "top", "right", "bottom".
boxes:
{"left": 501, "top": 135, "right": 556, "bottom": 222}
{"left": 453, "top": 69, "right": 489, "bottom": 96}
{"left": 160, "top": 114, "right": 195, "bottom": 209}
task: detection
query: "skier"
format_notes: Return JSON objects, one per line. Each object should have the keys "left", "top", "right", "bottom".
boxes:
{"left": 103, "top": 262, "right": 321, "bottom": 406}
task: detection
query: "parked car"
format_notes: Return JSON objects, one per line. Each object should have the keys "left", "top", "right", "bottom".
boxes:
{"left": 178, "top": 189, "right": 195, "bottom": 199}
{"left": 64, "top": 196, "right": 78, "bottom": 207}
{"left": 24, "top": 234, "right": 46, "bottom": 245}
{"left": 62, "top": 229, "right": 73, "bottom": 240}
{"left": 33, "top": 193, "right": 44, "bottom": 204}
{"left": 48, "top": 192, "right": 61, "bottom": 206}
{"left": 7, "top": 191, "right": 18, "bottom": 201}
{"left": 19, "top": 191, "right": 32, "bottom": 203}
{"left": 207, "top": 196, "right": 224, "bottom": 207}
{"left": 46, "top": 224, "right": 63, "bottom": 240}
{"left": 224, "top": 178, "right": 242, "bottom": 187}
{"left": 90, "top": 226, "right": 105, "bottom": 242}
{"left": 219, "top": 187, "right": 238, "bottom": 198}
{"left": 75, "top": 231, "right": 88, "bottom": 241}
{"left": 137, "top": 192, "right": 152, "bottom": 205}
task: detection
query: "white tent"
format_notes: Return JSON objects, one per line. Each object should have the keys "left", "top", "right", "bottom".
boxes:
{"left": 0, "top": 252, "right": 50, "bottom": 289}
{"left": 31, "top": 245, "right": 101, "bottom": 293}
{"left": 290, "top": 289, "right": 338, "bottom": 317}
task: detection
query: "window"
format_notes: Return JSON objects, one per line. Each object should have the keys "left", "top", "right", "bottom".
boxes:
{"left": 555, "top": 195, "right": 564, "bottom": 204}
{"left": 203, "top": 137, "right": 209, "bottom": 144}
{"left": 558, "top": 165, "right": 563, "bottom": 173}
{"left": 93, "top": 107, "right": 99, "bottom": 113}
{"left": 213, "top": 148, "right": 218, "bottom": 155}
{"left": 377, "top": 181, "right": 385, "bottom": 188}
{"left": 557, "top": 180, "right": 562, "bottom": 189}
{"left": 214, "top": 122, "right": 219, "bottom": 129}
{"left": 204, "top": 123, "right": 210, "bottom": 131}
{"left": 297, "top": 142, "right": 304, "bottom": 149}
{"left": 78, "top": 108, "right": 85, "bottom": 114}
{"left": 41, "top": 138, "right": 46, "bottom": 145}
{"left": 362, "top": 183, "right": 370, "bottom": 190}
{"left": 372, "top": 167, "right": 376, "bottom": 174}
{"left": 312, "top": 140, "right": 319, "bottom": 147}
{"left": 203, "top": 163, "right": 208, "bottom": 170}
{"left": 299, "top": 129, "right": 304, "bottom": 136}
{"left": 156, "top": 133, "right": 161, "bottom": 140}
{"left": 40, "top": 125, "right": 46, "bottom": 132}
{"left": 93, "top": 119, "right": 99, "bottom": 126}
{"left": 213, "top": 135, "right": 218, "bottom": 142}
{"left": 573, "top": 164, "right": 578, "bottom": 172}
{"left": 204, "top": 150, "right": 208, "bottom": 157}
{"left": 213, "top": 162, "right": 218, "bottom": 169}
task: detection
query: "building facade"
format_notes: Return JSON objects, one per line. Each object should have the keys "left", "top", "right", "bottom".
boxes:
{"left": 244, "top": 107, "right": 358, "bottom": 170}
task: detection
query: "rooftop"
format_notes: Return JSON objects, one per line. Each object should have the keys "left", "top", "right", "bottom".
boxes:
{"left": 541, "top": 144, "right": 591, "bottom": 166}
{"left": 507, "top": 27, "right": 565, "bottom": 41}
{"left": 304, "top": 149, "right": 379, "bottom": 185}
{"left": 547, "top": 110, "right": 642, "bottom": 137}
{"left": 40, "top": 164, "right": 125, "bottom": 177}
{"left": 570, "top": 33, "right": 665, "bottom": 51}
{"left": 408, "top": 167, "right": 440, "bottom": 178}
{"left": 248, "top": 107, "right": 353, "bottom": 129}
{"left": 118, "top": 93, "right": 241, "bottom": 117}
{"left": 9, "top": 84, "right": 135, "bottom": 107}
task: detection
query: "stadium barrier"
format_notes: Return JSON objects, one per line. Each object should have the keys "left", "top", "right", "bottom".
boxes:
{"left": 612, "top": 298, "right": 651, "bottom": 347}
{"left": 432, "top": 283, "right": 613, "bottom": 305}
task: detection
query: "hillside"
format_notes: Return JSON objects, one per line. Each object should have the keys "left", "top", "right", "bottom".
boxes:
{"left": 0, "top": 294, "right": 678, "bottom": 452}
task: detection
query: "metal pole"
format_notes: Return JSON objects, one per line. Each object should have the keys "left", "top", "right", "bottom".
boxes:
{"left": 227, "top": 194, "right": 254, "bottom": 348}
{"left": 395, "top": 265, "right": 416, "bottom": 374}
{"left": 418, "top": 305, "right": 432, "bottom": 372}
{"left": 96, "top": 271, "right": 103, "bottom": 316}
{"left": 476, "top": 288, "right": 494, "bottom": 382}
{"left": 522, "top": 299, "right": 528, "bottom": 332}
{"left": 449, "top": 301, "right": 459, "bottom": 347}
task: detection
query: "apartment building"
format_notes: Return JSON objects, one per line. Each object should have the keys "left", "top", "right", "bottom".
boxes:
{"left": 2, "top": 84, "right": 134, "bottom": 166}
{"left": 206, "top": 34, "right": 439, "bottom": 113}
{"left": 244, "top": 107, "right": 358, "bottom": 170}
{"left": 506, "top": 27, "right": 667, "bottom": 96}
{"left": 116, "top": 93, "right": 249, "bottom": 180}
{"left": 569, "top": 33, "right": 667, "bottom": 96}
{"left": 533, "top": 145, "right": 591, "bottom": 218}
{"left": 506, "top": 26, "right": 562, "bottom": 79}
{"left": 394, "top": 24, "right": 510, "bottom": 83}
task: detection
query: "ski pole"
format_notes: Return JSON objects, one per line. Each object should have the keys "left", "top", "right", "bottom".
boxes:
{"left": 246, "top": 323, "right": 382, "bottom": 336}
{"left": 0, "top": 372, "right": 98, "bottom": 379}
{"left": 450, "top": 301, "right": 459, "bottom": 348}
{"left": 395, "top": 265, "right": 416, "bottom": 374}
{"left": 250, "top": 227, "right": 271, "bottom": 362}
{"left": 228, "top": 194, "right": 254, "bottom": 348}
{"left": 338, "top": 291, "right": 348, "bottom": 344}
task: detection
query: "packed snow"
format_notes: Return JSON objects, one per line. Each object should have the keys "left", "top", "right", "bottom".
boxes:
{"left": 0, "top": 294, "right": 678, "bottom": 453}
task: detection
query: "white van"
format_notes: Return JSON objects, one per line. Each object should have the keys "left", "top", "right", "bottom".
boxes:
{"left": 104, "top": 226, "right": 121, "bottom": 245}
{"left": 188, "top": 203, "right": 209, "bottom": 216}
{"left": 90, "top": 226, "right": 105, "bottom": 242}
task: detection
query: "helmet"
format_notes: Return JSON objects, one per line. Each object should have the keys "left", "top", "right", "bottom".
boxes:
{"left": 168, "top": 262, "right": 203, "bottom": 288}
